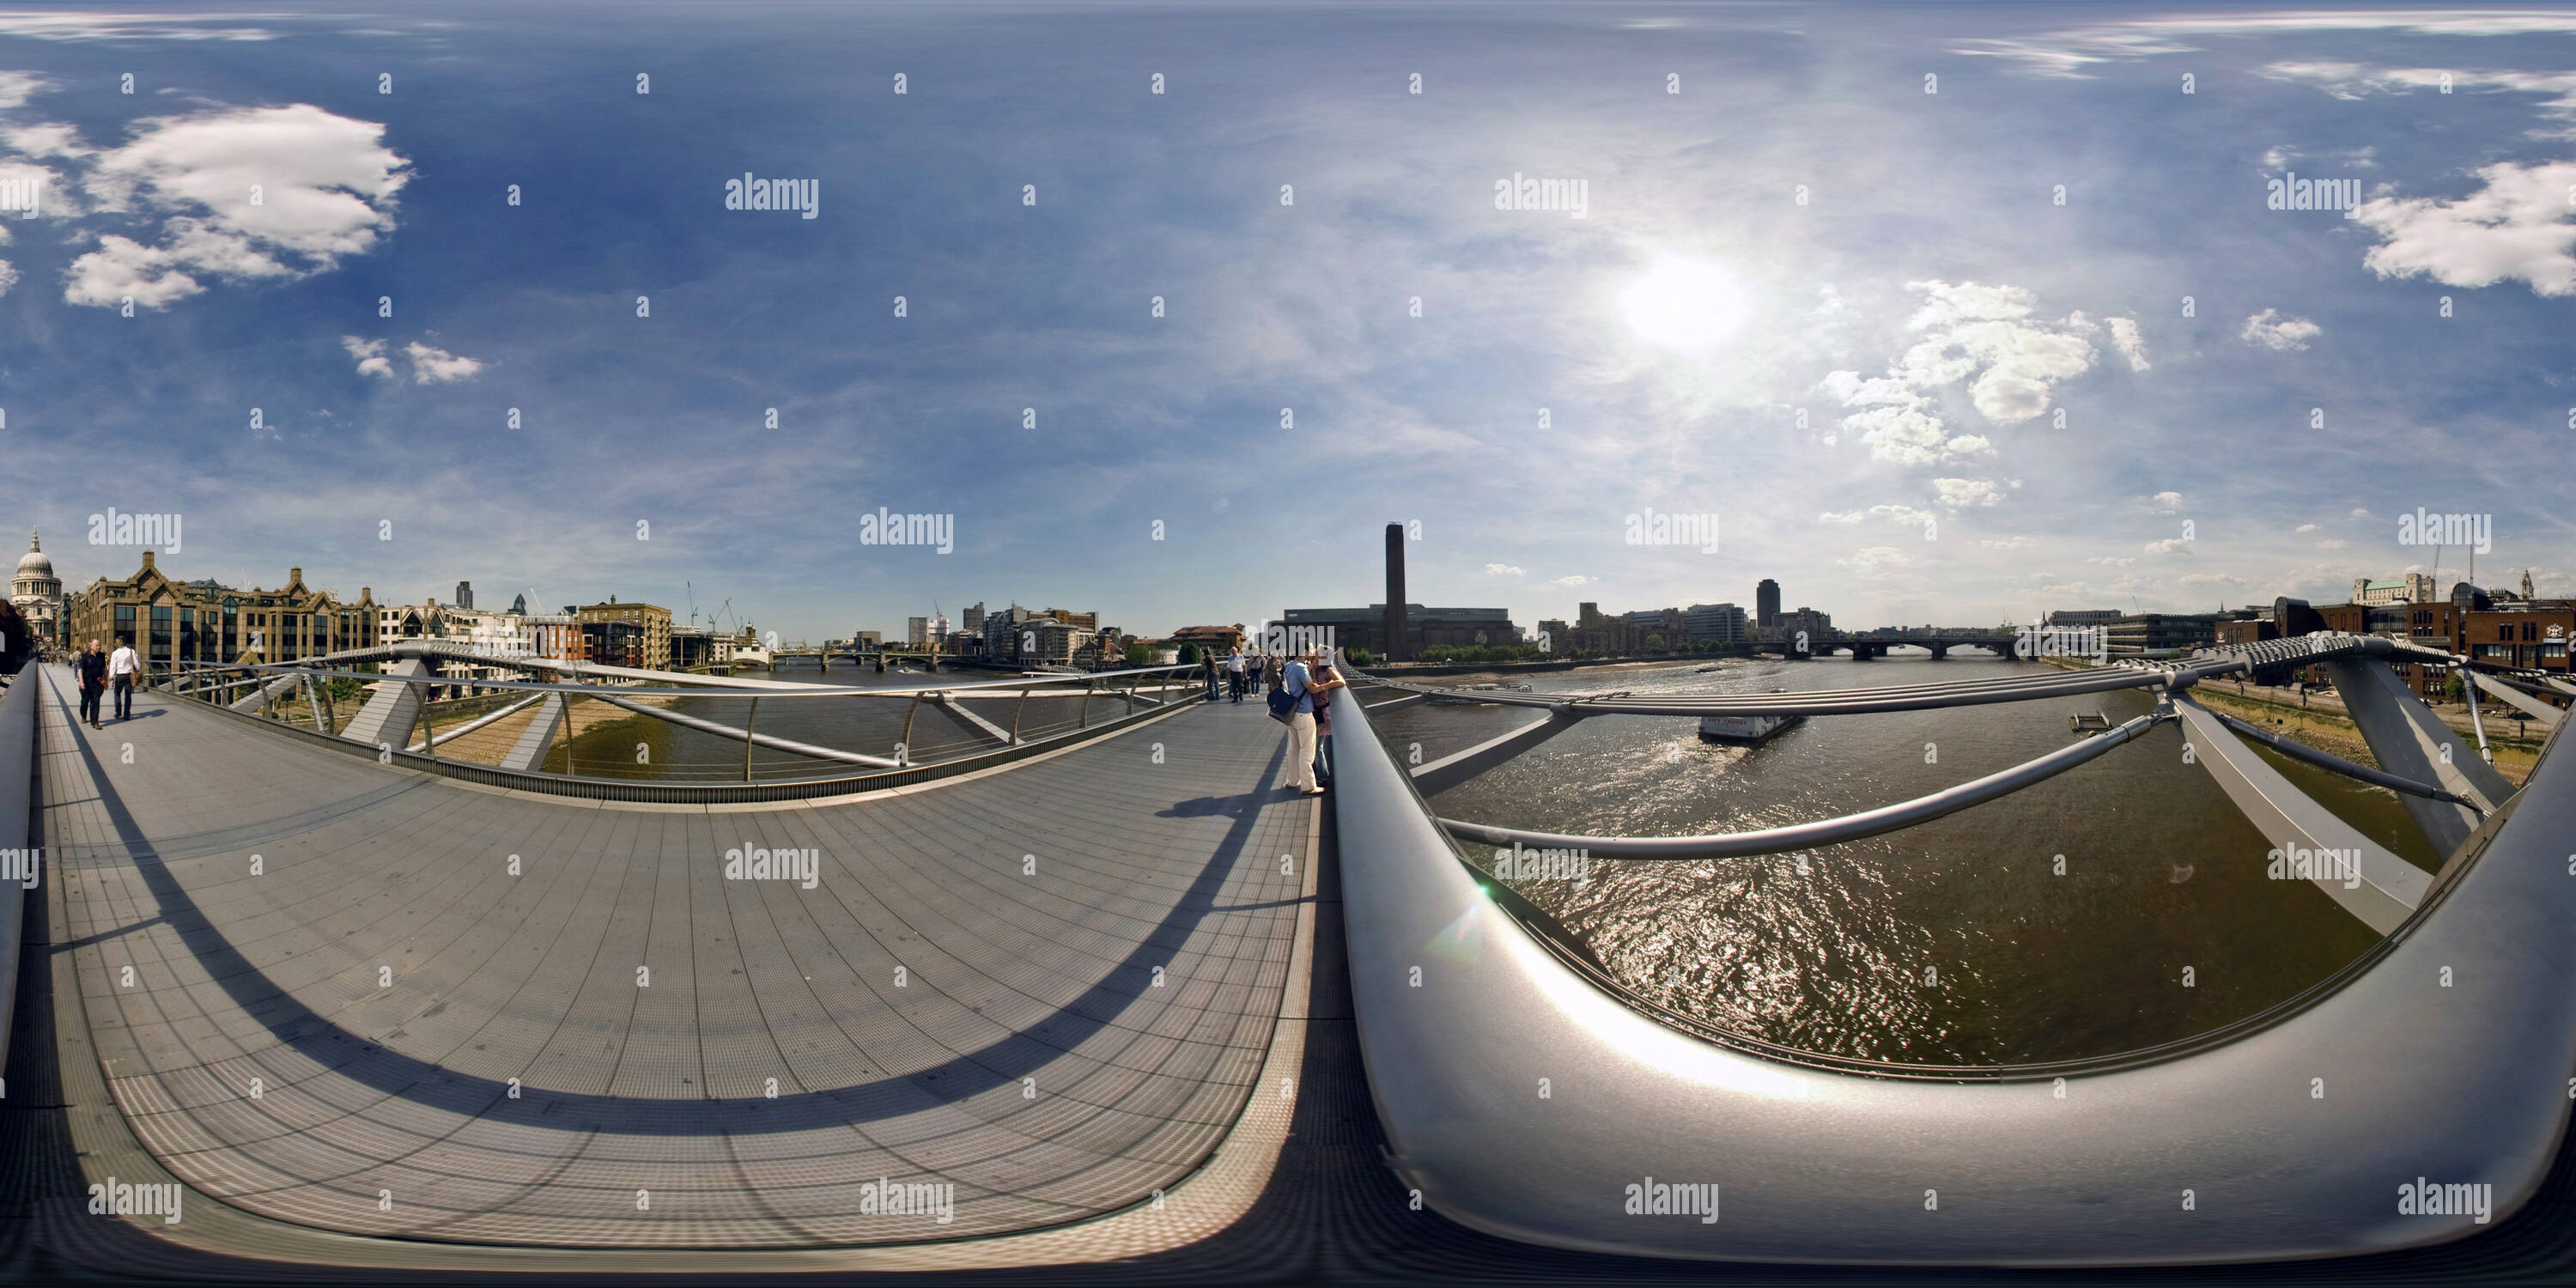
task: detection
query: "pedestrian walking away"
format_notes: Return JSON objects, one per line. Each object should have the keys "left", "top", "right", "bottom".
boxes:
{"left": 76, "top": 638, "right": 107, "bottom": 727}
{"left": 109, "top": 636, "right": 143, "bottom": 720}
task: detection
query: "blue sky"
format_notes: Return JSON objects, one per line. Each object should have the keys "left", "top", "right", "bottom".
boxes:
{"left": 2, "top": 2, "right": 2572, "bottom": 641}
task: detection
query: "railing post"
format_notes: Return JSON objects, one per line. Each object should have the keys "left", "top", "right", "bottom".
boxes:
{"left": 416, "top": 681, "right": 436, "bottom": 756}
{"left": 742, "top": 696, "right": 760, "bottom": 781}
{"left": 554, "top": 690, "right": 574, "bottom": 775}
{"left": 1010, "top": 687, "right": 1030, "bottom": 744}
{"left": 899, "top": 692, "right": 922, "bottom": 765}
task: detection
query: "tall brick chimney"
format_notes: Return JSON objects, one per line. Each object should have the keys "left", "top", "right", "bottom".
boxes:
{"left": 1382, "top": 523, "right": 1407, "bottom": 663}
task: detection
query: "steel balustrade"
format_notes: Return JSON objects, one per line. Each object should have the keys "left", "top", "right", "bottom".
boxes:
{"left": 155, "top": 645, "right": 1202, "bottom": 793}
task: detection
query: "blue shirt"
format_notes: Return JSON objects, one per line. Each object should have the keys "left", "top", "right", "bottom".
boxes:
{"left": 1283, "top": 660, "right": 1312, "bottom": 714}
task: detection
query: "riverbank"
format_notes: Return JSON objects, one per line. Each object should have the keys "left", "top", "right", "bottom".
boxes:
{"left": 2032, "top": 656, "right": 2541, "bottom": 787}
{"left": 1365, "top": 653, "right": 1755, "bottom": 678}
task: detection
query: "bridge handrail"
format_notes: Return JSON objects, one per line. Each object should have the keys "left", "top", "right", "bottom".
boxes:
{"left": 2202, "top": 706, "right": 2483, "bottom": 808}
{"left": 1327, "top": 673, "right": 2576, "bottom": 1262}
{"left": 155, "top": 653, "right": 1202, "bottom": 789}
{"left": 1438, "top": 708, "right": 2172, "bottom": 858}
{"left": 1352, "top": 658, "right": 2238, "bottom": 717}
{"left": 0, "top": 662, "right": 34, "bottom": 1083}
{"left": 156, "top": 653, "right": 1199, "bottom": 700}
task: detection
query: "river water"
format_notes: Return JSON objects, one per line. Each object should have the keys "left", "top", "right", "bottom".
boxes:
{"left": 1364, "top": 655, "right": 2439, "bottom": 1067}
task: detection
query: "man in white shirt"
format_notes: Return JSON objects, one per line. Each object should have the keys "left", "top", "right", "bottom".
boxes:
{"left": 1224, "top": 647, "right": 1246, "bottom": 703}
{"left": 108, "top": 637, "right": 143, "bottom": 721}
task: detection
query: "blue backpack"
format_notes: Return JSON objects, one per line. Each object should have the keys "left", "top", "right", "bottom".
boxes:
{"left": 1267, "top": 663, "right": 1303, "bottom": 721}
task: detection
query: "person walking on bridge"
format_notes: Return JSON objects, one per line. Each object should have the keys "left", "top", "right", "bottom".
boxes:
{"left": 109, "top": 635, "right": 142, "bottom": 721}
{"left": 1225, "top": 647, "right": 1246, "bottom": 702}
{"left": 76, "top": 638, "right": 107, "bottom": 728}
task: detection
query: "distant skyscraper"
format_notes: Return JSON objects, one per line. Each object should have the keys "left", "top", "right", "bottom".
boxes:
{"left": 510, "top": 592, "right": 526, "bottom": 615}
{"left": 908, "top": 616, "right": 929, "bottom": 646}
{"left": 1756, "top": 579, "right": 1781, "bottom": 630}
{"left": 455, "top": 580, "right": 473, "bottom": 611}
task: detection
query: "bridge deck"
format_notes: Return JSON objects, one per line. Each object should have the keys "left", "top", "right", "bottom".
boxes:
{"left": 31, "top": 665, "right": 1311, "bottom": 1249}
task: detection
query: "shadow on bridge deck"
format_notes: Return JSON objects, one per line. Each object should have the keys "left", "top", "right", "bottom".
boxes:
{"left": 7, "top": 665, "right": 1316, "bottom": 1260}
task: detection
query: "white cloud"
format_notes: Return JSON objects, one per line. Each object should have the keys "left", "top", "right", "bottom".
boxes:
{"left": 2293, "top": 522, "right": 2320, "bottom": 533}
{"left": 0, "top": 14, "right": 285, "bottom": 42}
{"left": 1821, "top": 502, "right": 1935, "bottom": 526}
{"left": 2105, "top": 317, "right": 2150, "bottom": 371}
{"left": 2353, "top": 161, "right": 2576, "bottom": 297}
{"left": 2262, "top": 63, "right": 2576, "bottom": 135}
{"left": 2316, "top": 538, "right": 2348, "bottom": 550}
{"left": 2144, "top": 538, "right": 2192, "bottom": 555}
{"left": 1932, "top": 477, "right": 2004, "bottom": 509}
{"left": 62, "top": 233, "right": 200, "bottom": 307}
{"left": 2349, "top": 507, "right": 2374, "bottom": 519}
{"left": 1820, "top": 280, "right": 2111, "bottom": 465}
{"left": 1838, "top": 546, "right": 1913, "bottom": 576}
{"left": 2148, "top": 490, "right": 2184, "bottom": 513}
{"left": 1959, "top": 14, "right": 2576, "bottom": 81}
{"left": 2087, "top": 555, "right": 2136, "bottom": 567}
{"left": 0, "top": 70, "right": 51, "bottom": 110}
{"left": 64, "top": 102, "right": 408, "bottom": 309}
{"left": 404, "top": 340, "right": 482, "bottom": 384}
{"left": 341, "top": 335, "right": 392, "bottom": 379}
{"left": 2240, "top": 308, "right": 2321, "bottom": 351}
{"left": 1980, "top": 535, "right": 2035, "bottom": 550}
{"left": 1545, "top": 574, "right": 1592, "bottom": 587}
{"left": 2178, "top": 572, "right": 2251, "bottom": 587}
{"left": 1484, "top": 562, "right": 1523, "bottom": 576}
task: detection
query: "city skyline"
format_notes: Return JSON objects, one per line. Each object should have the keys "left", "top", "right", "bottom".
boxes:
{"left": 18, "top": 519, "right": 2562, "bottom": 647}
{"left": 0, "top": 5, "right": 2569, "bottom": 641}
